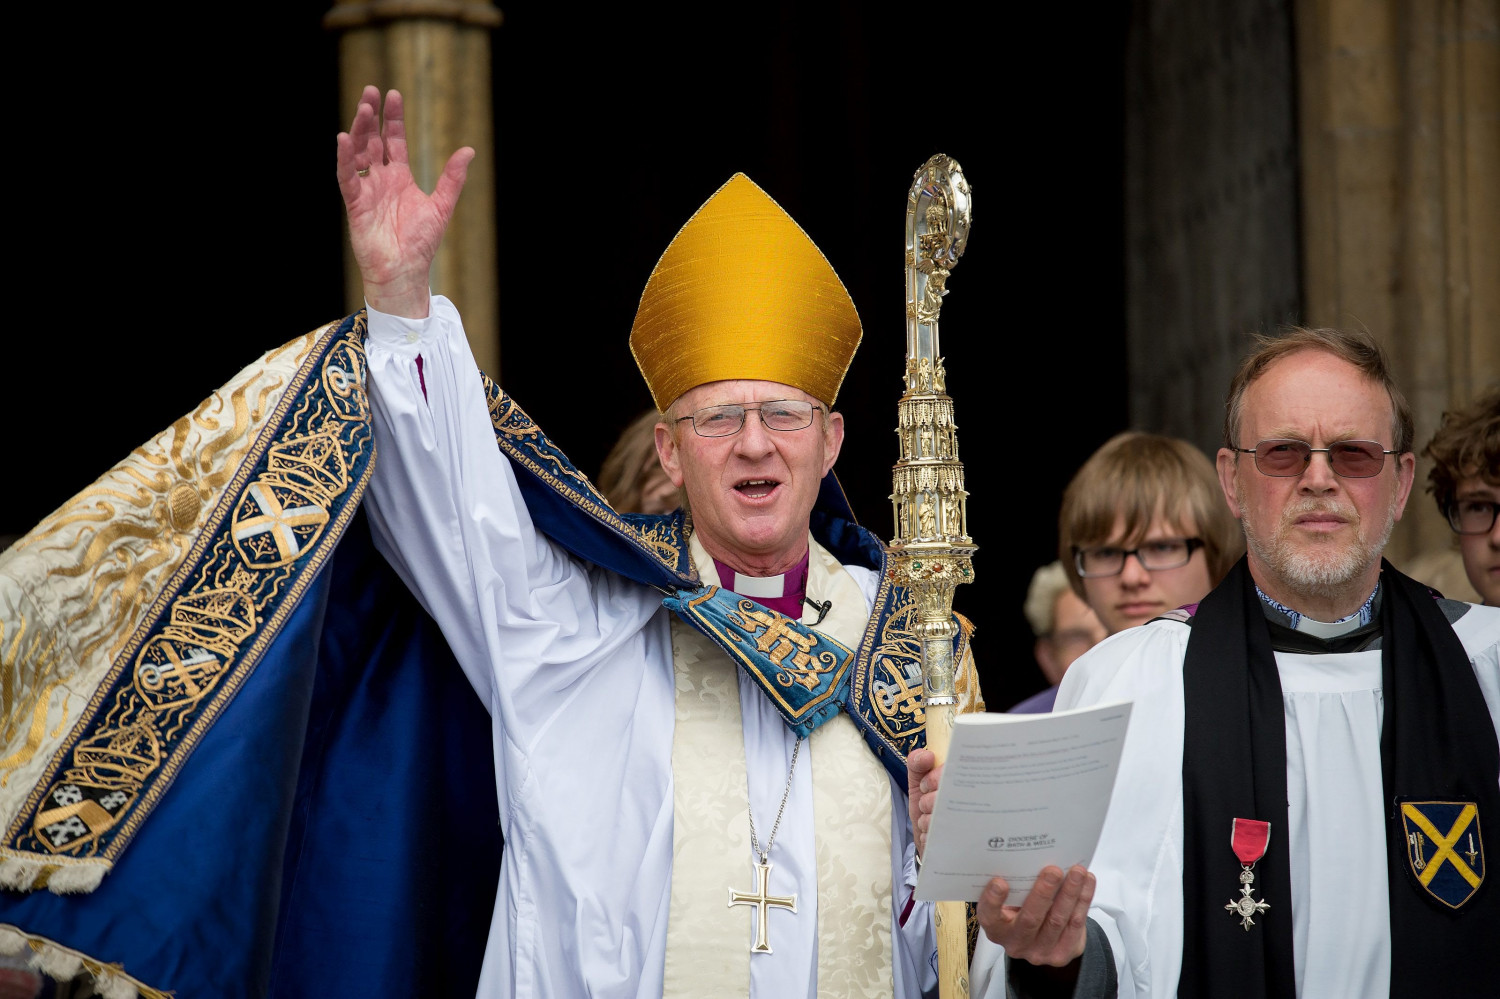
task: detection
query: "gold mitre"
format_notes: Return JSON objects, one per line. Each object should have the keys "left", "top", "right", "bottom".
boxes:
{"left": 630, "top": 173, "right": 862, "bottom": 411}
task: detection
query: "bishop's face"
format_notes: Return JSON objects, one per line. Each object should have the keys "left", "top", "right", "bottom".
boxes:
{"left": 655, "top": 379, "right": 844, "bottom": 577}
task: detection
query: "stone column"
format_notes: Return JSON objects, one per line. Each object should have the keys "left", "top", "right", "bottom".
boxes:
{"left": 325, "top": 0, "right": 504, "bottom": 377}
{"left": 1124, "top": 0, "right": 1303, "bottom": 459}
{"left": 1296, "top": 0, "right": 1499, "bottom": 567}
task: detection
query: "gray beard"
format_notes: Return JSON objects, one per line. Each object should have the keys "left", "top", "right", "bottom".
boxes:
{"left": 1239, "top": 490, "right": 1398, "bottom": 601}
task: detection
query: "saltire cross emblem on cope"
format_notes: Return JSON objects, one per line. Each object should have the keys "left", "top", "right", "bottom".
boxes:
{"left": 1400, "top": 801, "right": 1485, "bottom": 908}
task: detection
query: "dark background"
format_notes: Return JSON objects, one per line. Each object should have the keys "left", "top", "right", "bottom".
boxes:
{"left": 7, "top": 3, "right": 1130, "bottom": 710}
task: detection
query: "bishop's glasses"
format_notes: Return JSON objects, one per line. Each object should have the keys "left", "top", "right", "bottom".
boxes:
{"left": 675, "top": 400, "right": 822, "bottom": 438}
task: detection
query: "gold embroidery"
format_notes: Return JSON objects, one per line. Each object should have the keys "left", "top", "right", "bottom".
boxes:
{"left": 872, "top": 657, "right": 925, "bottom": 725}
{"left": 1, "top": 615, "right": 68, "bottom": 787}
{"left": 867, "top": 595, "right": 926, "bottom": 741}
{"left": 133, "top": 574, "right": 257, "bottom": 714}
{"left": 165, "top": 482, "right": 201, "bottom": 532}
{"left": 32, "top": 714, "right": 159, "bottom": 855}
{"left": 953, "top": 613, "right": 985, "bottom": 715}
{"left": 15, "top": 328, "right": 321, "bottom": 674}
{"left": 483, "top": 381, "right": 685, "bottom": 575}
{"left": 321, "top": 336, "right": 370, "bottom": 421}
{"left": 635, "top": 518, "right": 684, "bottom": 567}
{"left": 844, "top": 572, "right": 983, "bottom": 768}
{"left": 726, "top": 601, "right": 841, "bottom": 691}
{"left": 5, "top": 318, "right": 372, "bottom": 879}
{"left": 74, "top": 715, "right": 161, "bottom": 787}
{"left": 231, "top": 432, "right": 347, "bottom": 569}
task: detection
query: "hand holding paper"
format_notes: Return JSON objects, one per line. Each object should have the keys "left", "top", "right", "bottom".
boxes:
{"left": 976, "top": 862, "right": 1095, "bottom": 966}
{"left": 914, "top": 700, "right": 1131, "bottom": 905}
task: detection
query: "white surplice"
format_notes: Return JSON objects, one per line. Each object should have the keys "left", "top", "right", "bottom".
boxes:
{"left": 972, "top": 603, "right": 1500, "bottom": 999}
{"left": 361, "top": 297, "right": 935, "bottom": 998}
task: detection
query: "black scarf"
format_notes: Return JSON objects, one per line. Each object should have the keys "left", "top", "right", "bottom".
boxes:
{"left": 1179, "top": 558, "right": 1499, "bottom": 996}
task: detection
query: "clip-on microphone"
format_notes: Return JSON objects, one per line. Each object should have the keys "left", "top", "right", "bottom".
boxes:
{"left": 804, "top": 596, "right": 832, "bottom": 626}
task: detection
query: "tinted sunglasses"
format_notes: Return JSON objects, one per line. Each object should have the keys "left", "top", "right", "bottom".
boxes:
{"left": 1229, "top": 439, "right": 1399, "bottom": 478}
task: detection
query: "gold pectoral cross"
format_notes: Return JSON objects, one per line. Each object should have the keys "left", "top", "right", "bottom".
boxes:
{"left": 728, "top": 860, "right": 797, "bottom": 953}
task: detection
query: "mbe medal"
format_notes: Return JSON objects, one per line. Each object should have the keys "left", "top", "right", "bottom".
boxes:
{"left": 1225, "top": 817, "right": 1271, "bottom": 930}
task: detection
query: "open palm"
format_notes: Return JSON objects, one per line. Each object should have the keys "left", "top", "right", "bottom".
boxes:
{"left": 335, "top": 86, "right": 474, "bottom": 318}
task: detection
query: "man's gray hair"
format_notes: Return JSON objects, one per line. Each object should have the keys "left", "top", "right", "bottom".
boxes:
{"left": 1222, "top": 326, "right": 1415, "bottom": 453}
{"left": 1023, "top": 561, "right": 1071, "bottom": 638}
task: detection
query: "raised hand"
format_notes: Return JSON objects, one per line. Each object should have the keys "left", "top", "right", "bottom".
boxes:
{"left": 978, "top": 865, "right": 1095, "bottom": 967}
{"left": 335, "top": 86, "right": 475, "bottom": 319}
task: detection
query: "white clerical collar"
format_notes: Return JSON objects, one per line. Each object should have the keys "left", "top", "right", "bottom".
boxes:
{"left": 1294, "top": 613, "right": 1367, "bottom": 639}
{"left": 1257, "top": 582, "right": 1379, "bottom": 637}
{"left": 726, "top": 570, "right": 785, "bottom": 599}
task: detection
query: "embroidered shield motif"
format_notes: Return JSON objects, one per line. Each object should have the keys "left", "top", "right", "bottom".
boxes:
{"left": 1400, "top": 801, "right": 1484, "bottom": 909}
{"left": 133, "top": 635, "right": 228, "bottom": 710}
{"left": 32, "top": 781, "right": 135, "bottom": 855}
{"left": 231, "top": 479, "right": 330, "bottom": 568}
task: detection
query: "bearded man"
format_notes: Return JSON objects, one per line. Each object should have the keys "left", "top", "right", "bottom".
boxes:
{"left": 929, "top": 327, "right": 1500, "bottom": 997}
{"left": 339, "top": 88, "right": 984, "bottom": 997}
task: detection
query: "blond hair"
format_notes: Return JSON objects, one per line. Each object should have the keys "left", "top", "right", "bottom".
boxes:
{"left": 596, "top": 409, "right": 669, "bottom": 513}
{"left": 1058, "top": 432, "right": 1244, "bottom": 597}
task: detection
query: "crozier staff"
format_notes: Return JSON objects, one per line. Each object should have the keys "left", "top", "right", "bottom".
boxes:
{"left": 338, "top": 87, "right": 984, "bottom": 996}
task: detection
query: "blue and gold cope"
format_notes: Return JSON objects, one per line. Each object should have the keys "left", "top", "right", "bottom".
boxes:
{"left": 8, "top": 325, "right": 374, "bottom": 868}
{"left": 4, "top": 312, "right": 500, "bottom": 997}
{"left": 486, "top": 375, "right": 970, "bottom": 783}
{"left": 3, "top": 309, "right": 966, "bottom": 995}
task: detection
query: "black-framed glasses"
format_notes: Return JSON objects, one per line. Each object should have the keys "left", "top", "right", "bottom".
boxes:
{"left": 1230, "top": 439, "right": 1399, "bottom": 478}
{"left": 1073, "top": 537, "right": 1204, "bottom": 578}
{"left": 674, "top": 399, "right": 822, "bottom": 438}
{"left": 1446, "top": 499, "right": 1499, "bottom": 535}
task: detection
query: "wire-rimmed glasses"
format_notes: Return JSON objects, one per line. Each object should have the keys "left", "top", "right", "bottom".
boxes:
{"left": 674, "top": 400, "right": 822, "bottom": 438}
{"left": 1229, "top": 439, "right": 1399, "bottom": 478}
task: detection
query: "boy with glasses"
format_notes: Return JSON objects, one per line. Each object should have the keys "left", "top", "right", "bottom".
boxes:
{"left": 1058, "top": 432, "right": 1244, "bottom": 636}
{"left": 917, "top": 327, "right": 1500, "bottom": 998}
{"left": 1422, "top": 386, "right": 1500, "bottom": 606}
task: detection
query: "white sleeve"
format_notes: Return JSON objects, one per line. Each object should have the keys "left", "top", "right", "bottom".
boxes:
{"left": 362, "top": 296, "right": 661, "bottom": 739}
{"left": 1452, "top": 604, "right": 1500, "bottom": 735}
{"left": 892, "top": 778, "right": 938, "bottom": 997}
{"left": 1054, "top": 624, "right": 1192, "bottom": 999}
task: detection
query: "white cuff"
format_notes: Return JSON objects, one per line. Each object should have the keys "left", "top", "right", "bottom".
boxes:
{"left": 364, "top": 292, "right": 443, "bottom": 353}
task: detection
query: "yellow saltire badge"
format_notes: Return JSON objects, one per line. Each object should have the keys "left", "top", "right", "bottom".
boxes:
{"left": 1399, "top": 801, "right": 1485, "bottom": 909}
